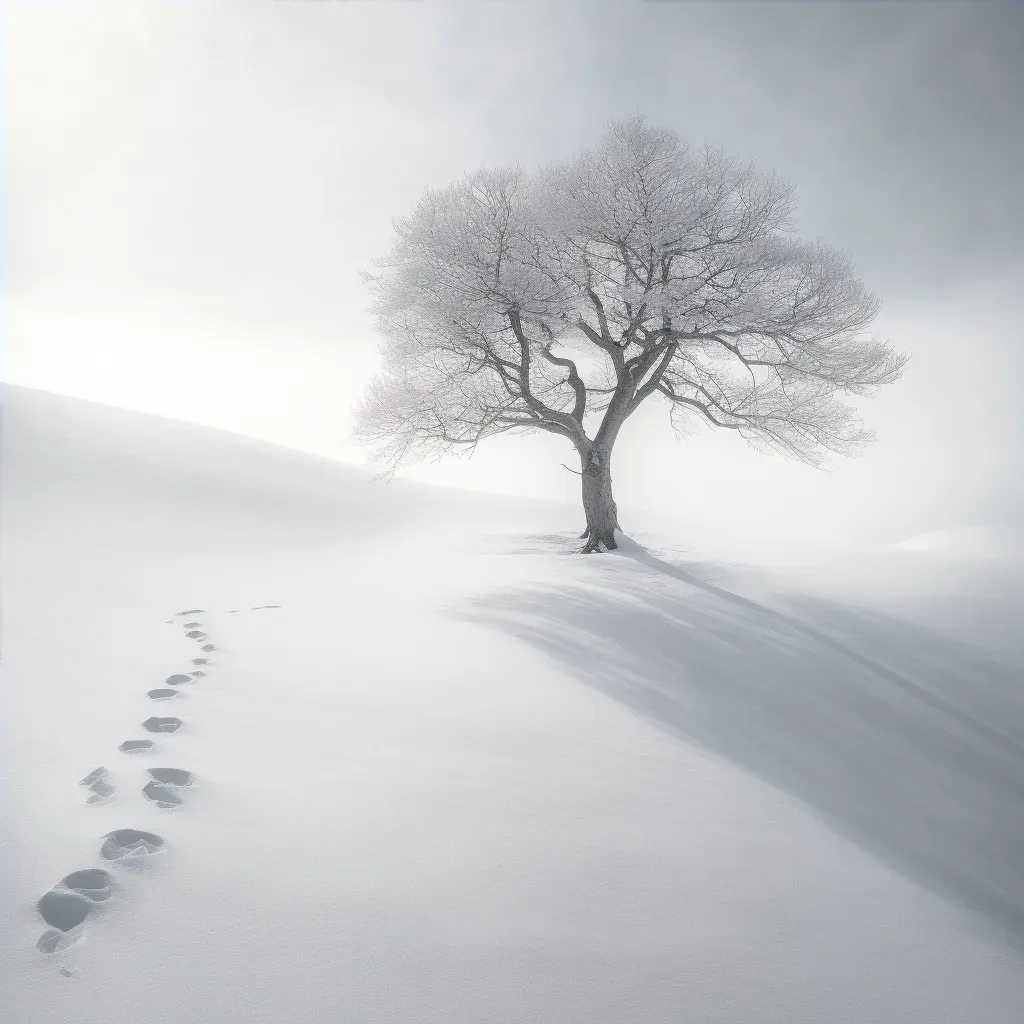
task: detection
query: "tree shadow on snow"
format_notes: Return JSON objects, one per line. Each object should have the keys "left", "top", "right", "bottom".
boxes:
{"left": 452, "top": 541, "right": 1024, "bottom": 954}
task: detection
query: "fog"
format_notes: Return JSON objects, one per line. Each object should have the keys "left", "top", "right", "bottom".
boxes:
{"left": 5, "top": 1, "right": 1023, "bottom": 552}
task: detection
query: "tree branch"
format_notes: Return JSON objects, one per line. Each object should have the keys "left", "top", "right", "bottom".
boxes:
{"left": 628, "top": 342, "right": 678, "bottom": 415}
{"left": 539, "top": 325, "right": 587, "bottom": 424}
{"left": 656, "top": 382, "right": 743, "bottom": 430}
{"left": 506, "top": 308, "right": 587, "bottom": 444}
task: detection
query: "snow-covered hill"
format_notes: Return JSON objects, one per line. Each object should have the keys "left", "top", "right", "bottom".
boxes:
{"left": 3, "top": 384, "right": 1023, "bottom": 1023}
{"left": 889, "top": 525, "right": 1024, "bottom": 558}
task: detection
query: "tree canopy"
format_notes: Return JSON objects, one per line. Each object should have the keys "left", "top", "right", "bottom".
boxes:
{"left": 355, "top": 114, "right": 907, "bottom": 549}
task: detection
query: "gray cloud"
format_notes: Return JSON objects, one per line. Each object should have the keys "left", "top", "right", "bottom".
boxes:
{"left": 8, "top": 2, "right": 1021, "bottom": 307}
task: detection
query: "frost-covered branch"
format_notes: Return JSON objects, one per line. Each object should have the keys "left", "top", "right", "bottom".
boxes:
{"left": 354, "top": 113, "right": 906, "bottom": 487}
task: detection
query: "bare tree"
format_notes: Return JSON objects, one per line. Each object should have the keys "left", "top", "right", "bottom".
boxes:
{"left": 355, "top": 114, "right": 908, "bottom": 552}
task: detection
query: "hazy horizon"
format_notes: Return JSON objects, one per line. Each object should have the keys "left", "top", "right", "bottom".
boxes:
{"left": 5, "top": 0, "right": 1023, "bottom": 549}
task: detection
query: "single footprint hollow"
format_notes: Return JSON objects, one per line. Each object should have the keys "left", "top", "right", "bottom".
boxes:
{"left": 142, "top": 782, "right": 183, "bottom": 808}
{"left": 182, "top": 621, "right": 202, "bottom": 628}
{"left": 175, "top": 609, "right": 205, "bottom": 616}
{"left": 79, "top": 767, "right": 107, "bottom": 787}
{"left": 119, "top": 739, "right": 154, "bottom": 754}
{"left": 190, "top": 670, "right": 206, "bottom": 678}
{"left": 148, "top": 767, "right": 194, "bottom": 787}
{"left": 86, "top": 780, "right": 117, "bottom": 803}
{"left": 37, "top": 891, "right": 92, "bottom": 931}
{"left": 184, "top": 631, "right": 207, "bottom": 640}
{"left": 37, "top": 930, "right": 77, "bottom": 954}
{"left": 100, "top": 828, "right": 164, "bottom": 861}
{"left": 37, "top": 929, "right": 79, "bottom": 954}
{"left": 62, "top": 869, "right": 114, "bottom": 898}
{"left": 148, "top": 688, "right": 180, "bottom": 701}
{"left": 165, "top": 673, "right": 193, "bottom": 686}
{"left": 200, "top": 644, "right": 217, "bottom": 652}
{"left": 35, "top": 900, "right": 91, "bottom": 952}
{"left": 142, "top": 717, "right": 182, "bottom": 734}
{"left": 191, "top": 657, "right": 209, "bottom": 666}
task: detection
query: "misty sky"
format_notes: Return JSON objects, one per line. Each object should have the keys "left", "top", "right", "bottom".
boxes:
{"left": 5, "top": 1, "right": 1023, "bottom": 548}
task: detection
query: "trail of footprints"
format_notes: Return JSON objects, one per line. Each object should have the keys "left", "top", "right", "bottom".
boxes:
{"left": 35, "top": 604, "right": 281, "bottom": 957}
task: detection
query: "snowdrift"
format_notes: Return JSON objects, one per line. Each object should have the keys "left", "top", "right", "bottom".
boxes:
{"left": 3, "top": 384, "right": 1023, "bottom": 1024}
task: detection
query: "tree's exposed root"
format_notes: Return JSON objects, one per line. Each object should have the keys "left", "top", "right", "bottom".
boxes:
{"left": 580, "top": 528, "right": 618, "bottom": 554}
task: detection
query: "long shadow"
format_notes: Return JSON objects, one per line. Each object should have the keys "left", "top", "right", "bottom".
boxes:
{"left": 452, "top": 537, "right": 1024, "bottom": 953}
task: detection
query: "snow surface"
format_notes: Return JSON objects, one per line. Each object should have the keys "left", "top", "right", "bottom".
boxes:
{"left": 3, "top": 383, "right": 1023, "bottom": 1023}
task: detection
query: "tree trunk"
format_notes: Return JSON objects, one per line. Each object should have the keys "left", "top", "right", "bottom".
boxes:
{"left": 579, "top": 447, "right": 619, "bottom": 553}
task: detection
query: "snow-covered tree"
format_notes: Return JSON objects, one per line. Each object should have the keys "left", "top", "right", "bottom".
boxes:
{"left": 355, "top": 114, "right": 908, "bottom": 552}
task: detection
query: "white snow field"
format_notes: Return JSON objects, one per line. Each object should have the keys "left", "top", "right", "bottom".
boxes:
{"left": 3, "top": 382, "right": 1023, "bottom": 1023}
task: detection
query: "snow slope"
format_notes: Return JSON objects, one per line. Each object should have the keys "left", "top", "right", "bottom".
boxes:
{"left": 3, "top": 384, "right": 1023, "bottom": 1023}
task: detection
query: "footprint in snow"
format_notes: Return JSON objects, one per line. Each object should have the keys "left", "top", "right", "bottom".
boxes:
{"left": 36, "top": 869, "right": 115, "bottom": 953}
{"left": 182, "top": 621, "right": 202, "bottom": 629}
{"left": 100, "top": 828, "right": 164, "bottom": 861}
{"left": 40, "top": 603, "right": 219, "bottom": 950}
{"left": 119, "top": 739, "right": 154, "bottom": 754}
{"left": 147, "top": 688, "right": 181, "bottom": 701}
{"left": 175, "top": 609, "right": 205, "bottom": 616}
{"left": 190, "top": 670, "right": 206, "bottom": 678}
{"left": 80, "top": 766, "right": 116, "bottom": 804}
{"left": 250, "top": 605, "right": 281, "bottom": 610}
{"left": 142, "top": 783, "right": 181, "bottom": 808}
{"left": 142, "top": 717, "right": 182, "bottom": 734}
{"left": 142, "top": 768, "right": 196, "bottom": 808}
{"left": 86, "top": 781, "right": 116, "bottom": 803}
{"left": 148, "top": 767, "right": 195, "bottom": 786}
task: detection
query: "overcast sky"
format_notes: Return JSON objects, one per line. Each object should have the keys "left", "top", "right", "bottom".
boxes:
{"left": 5, "top": 0, "right": 1023, "bottom": 549}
